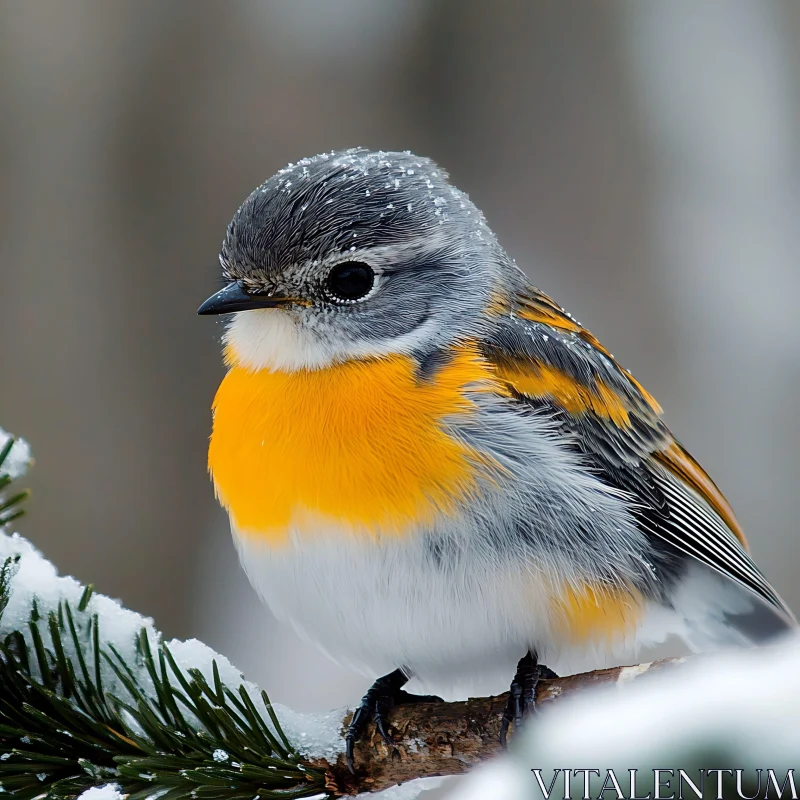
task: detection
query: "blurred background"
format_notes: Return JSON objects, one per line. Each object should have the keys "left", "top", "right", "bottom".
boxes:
{"left": 1, "top": 0, "right": 799, "bottom": 715}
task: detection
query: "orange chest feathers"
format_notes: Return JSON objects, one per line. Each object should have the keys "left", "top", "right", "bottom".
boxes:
{"left": 208, "top": 348, "right": 495, "bottom": 543}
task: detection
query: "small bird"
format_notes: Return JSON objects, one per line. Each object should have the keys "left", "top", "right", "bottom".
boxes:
{"left": 199, "top": 149, "right": 795, "bottom": 769}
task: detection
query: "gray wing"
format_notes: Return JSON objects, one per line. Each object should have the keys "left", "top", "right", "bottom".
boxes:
{"left": 482, "top": 289, "right": 796, "bottom": 626}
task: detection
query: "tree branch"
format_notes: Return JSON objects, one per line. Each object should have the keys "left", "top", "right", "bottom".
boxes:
{"left": 314, "top": 658, "right": 683, "bottom": 796}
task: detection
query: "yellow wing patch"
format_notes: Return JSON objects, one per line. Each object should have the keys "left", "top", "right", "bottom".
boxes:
{"left": 495, "top": 360, "right": 633, "bottom": 428}
{"left": 516, "top": 291, "right": 600, "bottom": 348}
{"left": 209, "top": 345, "right": 495, "bottom": 543}
{"left": 555, "top": 583, "right": 643, "bottom": 643}
{"left": 497, "top": 289, "right": 662, "bottom": 416}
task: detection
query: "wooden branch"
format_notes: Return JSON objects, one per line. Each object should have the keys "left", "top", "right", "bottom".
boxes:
{"left": 310, "top": 658, "right": 684, "bottom": 796}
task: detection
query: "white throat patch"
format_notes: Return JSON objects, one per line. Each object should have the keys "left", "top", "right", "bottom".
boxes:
{"left": 223, "top": 309, "right": 335, "bottom": 372}
{"left": 223, "top": 307, "right": 444, "bottom": 373}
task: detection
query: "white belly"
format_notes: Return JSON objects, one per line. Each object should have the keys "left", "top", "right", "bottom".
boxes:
{"left": 232, "top": 524, "right": 658, "bottom": 697}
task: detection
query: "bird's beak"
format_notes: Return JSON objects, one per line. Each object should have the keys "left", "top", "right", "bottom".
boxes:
{"left": 197, "top": 281, "right": 294, "bottom": 315}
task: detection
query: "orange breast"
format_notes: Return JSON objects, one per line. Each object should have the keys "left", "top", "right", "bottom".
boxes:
{"left": 209, "top": 346, "right": 495, "bottom": 543}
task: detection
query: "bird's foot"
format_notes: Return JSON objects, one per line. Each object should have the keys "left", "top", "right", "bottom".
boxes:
{"left": 499, "top": 651, "right": 557, "bottom": 748}
{"left": 345, "top": 668, "right": 443, "bottom": 774}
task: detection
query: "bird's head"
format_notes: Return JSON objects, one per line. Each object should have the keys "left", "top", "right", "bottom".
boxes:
{"left": 199, "top": 148, "right": 516, "bottom": 372}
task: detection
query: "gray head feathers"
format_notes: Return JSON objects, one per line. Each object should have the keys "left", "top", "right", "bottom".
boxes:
{"left": 218, "top": 149, "right": 524, "bottom": 369}
{"left": 221, "top": 148, "right": 500, "bottom": 283}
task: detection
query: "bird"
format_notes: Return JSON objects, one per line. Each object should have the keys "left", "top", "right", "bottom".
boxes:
{"left": 198, "top": 148, "right": 795, "bottom": 770}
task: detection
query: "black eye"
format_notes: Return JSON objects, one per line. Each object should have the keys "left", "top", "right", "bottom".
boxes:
{"left": 326, "top": 261, "right": 375, "bottom": 302}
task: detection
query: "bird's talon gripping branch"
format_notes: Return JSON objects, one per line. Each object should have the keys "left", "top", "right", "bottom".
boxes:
{"left": 499, "top": 651, "right": 557, "bottom": 748}
{"left": 345, "top": 669, "right": 443, "bottom": 773}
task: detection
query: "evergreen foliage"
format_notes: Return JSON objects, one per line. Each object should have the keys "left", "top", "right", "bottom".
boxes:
{"left": 0, "top": 438, "right": 329, "bottom": 800}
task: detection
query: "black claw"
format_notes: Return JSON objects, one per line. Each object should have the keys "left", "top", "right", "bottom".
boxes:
{"left": 344, "top": 739, "right": 357, "bottom": 775}
{"left": 374, "top": 714, "right": 393, "bottom": 748}
{"left": 344, "top": 668, "right": 442, "bottom": 773}
{"left": 373, "top": 693, "right": 395, "bottom": 748}
{"left": 500, "top": 651, "right": 557, "bottom": 747}
{"left": 499, "top": 716, "right": 510, "bottom": 749}
{"left": 344, "top": 701, "right": 373, "bottom": 773}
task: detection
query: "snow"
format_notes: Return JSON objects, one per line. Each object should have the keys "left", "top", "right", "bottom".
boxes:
{"left": 527, "top": 634, "right": 800, "bottom": 767}
{"left": 450, "top": 632, "right": 800, "bottom": 799}
{"left": 358, "top": 776, "right": 449, "bottom": 799}
{"left": 0, "top": 525, "right": 354, "bottom": 762}
{"left": 272, "top": 703, "right": 346, "bottom": 761}
{"left": 0, "top": 532, "right": 161, "bottom": 699}
{"left": 450, "top": 762, "right": 528, "bottom": 800}
{"left": 0, "top": 428, "right": 30, "bottom": 481}
{"left": 76, "top": 784, "right": 123, "bottom": 800}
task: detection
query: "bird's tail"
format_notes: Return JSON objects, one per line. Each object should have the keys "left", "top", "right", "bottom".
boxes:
{"left": 673, "top": 561, "right": 796, "bottom": 652}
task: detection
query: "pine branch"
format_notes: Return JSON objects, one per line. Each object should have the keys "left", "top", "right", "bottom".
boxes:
{"left": 0, "top": 434, "right": 30, "bottom": 527}
{"left": 0, "top": 435, "right": 327, "bottom": 799}
{"left": 0, "top": 606, "right": 328, "bottom": 799}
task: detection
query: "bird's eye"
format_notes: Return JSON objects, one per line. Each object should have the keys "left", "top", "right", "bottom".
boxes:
{"left": 326, "top": 261, "right": 375, "bottom": 302}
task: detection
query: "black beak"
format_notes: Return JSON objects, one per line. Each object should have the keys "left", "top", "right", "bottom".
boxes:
{"left": 197, "top": 282, "right": 292, "bottom": 315}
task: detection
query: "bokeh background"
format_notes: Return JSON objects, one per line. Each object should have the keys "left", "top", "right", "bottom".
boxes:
{"left": 1, "top": 1, "right": 799, "bottom": 715}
